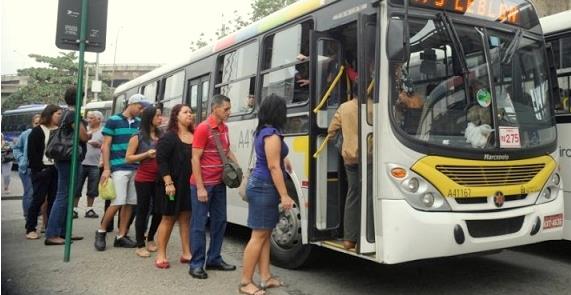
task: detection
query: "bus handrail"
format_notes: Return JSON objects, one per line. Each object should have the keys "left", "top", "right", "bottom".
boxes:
{"left": 313, "top": 134, "right": 332, "bottom": 158}
{"left": 313, "top": 65, "right": 345, "bottom": 113}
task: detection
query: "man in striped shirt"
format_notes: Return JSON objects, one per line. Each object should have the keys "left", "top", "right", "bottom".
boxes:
{"left": 94, "top": 94, "right": 147, "bottom": 251}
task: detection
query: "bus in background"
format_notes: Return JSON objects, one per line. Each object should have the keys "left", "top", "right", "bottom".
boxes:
{"left": 82, "top": 100, "right": 113, "bottom": 121}
{"left": 114, "top": 0, "right": 564, "bottom": 268}
{"left": 541, "top": 10, "right": 571, "bottom": 240}
{"left": 1, "top": 104, "right": 46, "bottom": 143}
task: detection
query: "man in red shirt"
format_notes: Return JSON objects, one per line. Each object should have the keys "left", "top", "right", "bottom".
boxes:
{"left": 189, "top": 94, "right": 239, "bottom": 279}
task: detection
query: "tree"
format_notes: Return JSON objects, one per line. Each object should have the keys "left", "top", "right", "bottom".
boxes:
{"left": 251, "top": 0, "right": 297, "bottom": 21}
{"left": 189, "top": 0, "right": 298, "bottom": 51}
{"left": 2, "top": 52, "right": 112, "bottom": 110}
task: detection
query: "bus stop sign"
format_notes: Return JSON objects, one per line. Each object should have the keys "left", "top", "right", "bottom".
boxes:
{"left": 55, "top": 0, "right": 108, "bottom": 52}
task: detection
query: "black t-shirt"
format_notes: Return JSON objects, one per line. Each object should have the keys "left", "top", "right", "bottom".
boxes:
{"left": 61, "top": 109, "right": 87, "bottom": 162}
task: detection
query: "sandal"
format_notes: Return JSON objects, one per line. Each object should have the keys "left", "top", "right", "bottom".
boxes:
{"left": 260, "top": 276, "right": 286, "bottom": 289}
{"left": 155, "top": 260, "right": 170, "bottom": 269}
{"left": 238, "top": 282, "right": 265, "bottom": 295}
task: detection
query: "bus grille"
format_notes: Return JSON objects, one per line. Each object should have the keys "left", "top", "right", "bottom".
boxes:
{"left": 466, "top": 216, "right": 524, "bottom": 238}
{"left": 436, "top": 164, "right": 545, "bottom": 187}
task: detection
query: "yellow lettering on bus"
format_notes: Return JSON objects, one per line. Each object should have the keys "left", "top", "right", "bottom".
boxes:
{"left": 454, "top": 0, "right": 464, "bottom": 12}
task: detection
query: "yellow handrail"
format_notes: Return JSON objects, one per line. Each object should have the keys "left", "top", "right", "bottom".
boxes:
{"left": 313, "top": 65, "right": 345, "bottom": 113}
{"left": 313, "top": 134, "right": 332, "bottom": 158}
{"left": 367, "top": 80, "right": 375, "bottom": 96}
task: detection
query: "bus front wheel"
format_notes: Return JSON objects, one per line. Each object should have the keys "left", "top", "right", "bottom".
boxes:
{"left": 270, "top": 202, "right": 311, "bottom": 269}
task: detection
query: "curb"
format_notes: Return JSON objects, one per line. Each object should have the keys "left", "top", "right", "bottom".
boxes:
{"left": 1, "top": 195, "right": 23, "bottom": 200}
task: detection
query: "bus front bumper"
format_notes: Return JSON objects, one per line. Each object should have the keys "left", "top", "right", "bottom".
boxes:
{"left": 380, "top": 193, "right": 564, "bottom": 264}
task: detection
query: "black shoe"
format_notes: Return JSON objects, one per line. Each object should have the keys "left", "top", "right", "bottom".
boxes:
{"left": 205, "top": 260, "right": 236, "bottom": 271}
{"left": 114, "top": 236, "right": 137, "bottom": 248}
{"left": 189, "top": 268, "right": 208, "bottom": 279}
{"left": 123, "top": 235, "right": 135, "bottom": 244}
{"left": 73, "top": 210, "right": 78, "bottom": 219}
{"left": 94, "top": 231, "right": 106, "bottom": 251}
{"left": 85, "top": 209, "right": 99, "bottom": 218}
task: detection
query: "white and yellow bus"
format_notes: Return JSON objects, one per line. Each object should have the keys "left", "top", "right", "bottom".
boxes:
{"left": 114, "top": 0, "right": 564, "bottom": 268}
{"left": 541, "top": 10, "right": 571, "bottom": 240}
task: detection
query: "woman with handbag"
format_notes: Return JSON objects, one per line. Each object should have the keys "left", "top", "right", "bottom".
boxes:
{"left": 44, "top": 87, "right": 89, "bottom": 245}
{"left": 239, "top": 95, "right": 294, "bottom": 295}
{"left": 154, "top": 104, "right": 194, "bottom": 268}
{"left": 25, "top": 105, "right": 62, "bottom": 240}
{"left": 125, "top": 105, "right": 163, "bottom": 258}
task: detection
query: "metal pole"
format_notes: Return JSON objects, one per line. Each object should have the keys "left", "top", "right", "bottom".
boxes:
{"left": 84, "top": 65, "right": 89, "bottom": 106}
{"left": 94, "top": 53, "right": 99, "bottom": 101}
{"left": 64, "top": 0, "right": 88, "bottom": 262}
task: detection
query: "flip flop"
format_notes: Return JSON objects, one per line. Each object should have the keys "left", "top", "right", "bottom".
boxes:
{"left": 238, "top": 282, "right": 265, "bottom": 295}
{"left": 155, "top": 260, "right": 170, "bottom": 269}
{"left": 260, "top": 276, "right": 286, "bottom": 289}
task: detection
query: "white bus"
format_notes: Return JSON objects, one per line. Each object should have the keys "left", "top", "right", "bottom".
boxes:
{"left": 82, "top": 100, "right": 113, "bottom": 121}
{"left": 115, "top": 0, "right": 564, "bottom": 267}
{"left": 541, "top": 10, "right": 571, "bottom": 240}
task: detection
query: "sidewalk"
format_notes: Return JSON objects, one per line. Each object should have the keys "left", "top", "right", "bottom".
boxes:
{"left": 1, "top": 173, "right": 288, "bottom": 295}
{"left": 1, "top": 171, "right": 24, "bottom": 200}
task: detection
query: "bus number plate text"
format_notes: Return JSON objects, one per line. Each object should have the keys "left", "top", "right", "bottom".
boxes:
{"left": 543, "top": 214, "right": 563, "bottom": 230}
{"left": 447, "top": 188, "right": 472, "bottom": 198}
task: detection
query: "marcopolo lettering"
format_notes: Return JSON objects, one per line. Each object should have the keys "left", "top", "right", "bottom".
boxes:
{"left": 484, "top": 154, "right": 510, "bottom": 160}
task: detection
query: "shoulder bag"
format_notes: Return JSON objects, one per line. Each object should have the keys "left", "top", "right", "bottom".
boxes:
{"left": 211, "top": 128, "right": 243, "bottom": 188}
{"left": 45, "top": 110, "right": 82, "bottom": 161}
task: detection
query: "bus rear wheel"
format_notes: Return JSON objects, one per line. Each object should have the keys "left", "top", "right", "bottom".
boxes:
{"left": 270, "top": 203, "right": 311, "bottom": 269}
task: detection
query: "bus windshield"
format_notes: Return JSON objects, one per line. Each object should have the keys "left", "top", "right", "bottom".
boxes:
{"left": 391, "top": 16, "right": 556, "bottom": 152}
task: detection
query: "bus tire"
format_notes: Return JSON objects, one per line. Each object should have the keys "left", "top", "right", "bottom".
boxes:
{"left": 269, "top": 178, "right": 311, "bottom": 269}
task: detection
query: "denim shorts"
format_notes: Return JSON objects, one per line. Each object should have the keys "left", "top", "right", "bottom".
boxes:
{"left": 246, "top": 175, "right": 280, "bottom": 230}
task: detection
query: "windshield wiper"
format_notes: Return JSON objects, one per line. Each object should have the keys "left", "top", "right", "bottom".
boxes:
{"left": 437, "top": 13, "right": 469, "bottom": 75}
{"left": 501, "top": 28, "right": 522, "bottom": 64}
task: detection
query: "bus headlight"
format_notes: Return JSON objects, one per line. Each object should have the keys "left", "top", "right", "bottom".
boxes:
{"left": 387, "top": 164, "right": 451, "bottom": 211}
{"left": 536, "top": 171, "right": 561, "bottom": 205}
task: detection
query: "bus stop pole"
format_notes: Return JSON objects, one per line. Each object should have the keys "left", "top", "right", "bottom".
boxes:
{"left": 64, "top": 0, "right": 88, "bottom": 262}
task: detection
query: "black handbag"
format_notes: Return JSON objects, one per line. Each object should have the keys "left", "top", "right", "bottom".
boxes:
{"left": 212, "top": 128, "right": 243, "bottom": 188}
{"left": 45, "top": 111, "right": 82, "bottom": 161}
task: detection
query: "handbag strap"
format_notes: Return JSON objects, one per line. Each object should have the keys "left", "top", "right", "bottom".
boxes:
{"left": 211, "top": 128, "right": 229, "bottom": 164}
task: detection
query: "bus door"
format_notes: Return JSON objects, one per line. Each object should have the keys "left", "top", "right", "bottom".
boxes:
{"left": 186, "top": 75, "right": 210, "bottom": 123}
{"left": 309, "top": 31, "right": 345, "bottom": 241}
{"left": 356, "top": 12, "right": 378, "bottom": 254}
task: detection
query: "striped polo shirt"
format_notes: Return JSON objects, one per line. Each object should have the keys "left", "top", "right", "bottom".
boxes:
{"left": 190, "top": 115, "right": 229, "bottom": 186}
{"left": 102, "top": 113, "right": 140, "bottom": 172}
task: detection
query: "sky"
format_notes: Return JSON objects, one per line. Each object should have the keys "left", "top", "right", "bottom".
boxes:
{"left": 1, "top": 0, "right": 253, "bottom": 75}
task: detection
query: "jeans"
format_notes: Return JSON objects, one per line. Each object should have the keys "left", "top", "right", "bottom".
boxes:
{"left": 19, "top": 170, "right": 33, "bottom": 217}
{"left": 26, "top": 166, "right": 58, "bottom": 233}
{"left": 46, "top": 161, "right": 72, "bottom": 239}
{"left": 190, "top": 184, "right": 227, "bottom": 269}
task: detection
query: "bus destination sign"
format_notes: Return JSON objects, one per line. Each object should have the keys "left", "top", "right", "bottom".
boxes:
{"left": 410, "top": 0, "right": 526, "bottom": 25}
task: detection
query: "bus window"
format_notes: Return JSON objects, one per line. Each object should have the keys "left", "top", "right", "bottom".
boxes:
{"left": 190, "top": 84, "right": 199, "bottom": 112}
{"left": 113, "top": 94, "right": 126, "bottom": 114}
{"left": 142, "top": 81, "right": 158, "bottom": 102}
{"left": 201, "top": 80, "right": 209, "bottom": 120}
{"left": 547, "top": 35, "right": 571, "bottom": 112}
{"left": 215, "top": 42, "right": 258, "bottom": 115}
{"left": 161, "top": 71, "right": 185, "bottom": 117}
{"left": 261, "top": 21, "right": 312, "bottom": 105}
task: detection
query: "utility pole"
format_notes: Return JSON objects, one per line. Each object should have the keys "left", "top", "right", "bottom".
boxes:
{"left": 94, "top": 53, "right": 99, "bottom": 101}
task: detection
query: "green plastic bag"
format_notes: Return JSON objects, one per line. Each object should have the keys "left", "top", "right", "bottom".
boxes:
{"left": 98, "top": 179, "right": 116, "bottom": 201}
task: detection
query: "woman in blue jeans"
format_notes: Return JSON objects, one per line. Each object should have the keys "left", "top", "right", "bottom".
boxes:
{"left": 44, "top": 87, "right": 89, "bottom": 246}
{"left": 239, "top": 95, "right": 294, "bottom": 295}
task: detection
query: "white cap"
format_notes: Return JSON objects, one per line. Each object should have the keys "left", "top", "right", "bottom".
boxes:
{"left": 127, "top": 94, "right": 150, "bottom": 106}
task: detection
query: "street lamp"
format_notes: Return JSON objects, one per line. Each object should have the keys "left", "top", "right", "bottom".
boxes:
{"left": 110, "top": 26, "right": 123, "bottom": 94}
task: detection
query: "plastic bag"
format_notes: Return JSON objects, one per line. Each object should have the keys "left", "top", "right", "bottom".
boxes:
{"left": 98, "top": 179, "right": 116, "bottom": 201}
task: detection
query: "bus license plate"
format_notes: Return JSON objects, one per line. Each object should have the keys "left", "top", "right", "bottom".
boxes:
{"left": 543, "top": 214, "right": 563, "bottom": 229}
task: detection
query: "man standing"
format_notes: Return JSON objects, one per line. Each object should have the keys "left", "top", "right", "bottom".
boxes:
{"left": 327, "top": 92, "right": 359, "bottom": 250}
{"left": 13, "top": 114, "right": 41, "bottom": 217}
{"left": 94, "top": 94, "right": 146, "bottom": 251}
{"left": 189, "top": 94, "right": 238, "bottom": 279}
{"left": 74, "top": 111, "right": 104, "bottom": 219}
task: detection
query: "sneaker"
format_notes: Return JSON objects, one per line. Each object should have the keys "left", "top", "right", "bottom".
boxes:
{"left": 114, "top": 236, "right": 137, "bottom": 248}
{"left": 135, "top": 247, "right": 151, "bottom": 257}
{"left": 26, "top": 231, "right": 39, "bottom": 240}
{"left": 73, "top": 210, "right": 79, "bottom": 219}
{"left": 84, "top": 209, "right": 99, "bottom": 218}
{"left": 94, "top": 231, "right": 107, "bottom": 251}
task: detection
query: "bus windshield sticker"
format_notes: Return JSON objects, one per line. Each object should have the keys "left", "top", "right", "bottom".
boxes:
{"left": 476, "top": 88, "right": 492, "bottom": 107}
{"left": 499, "top": 126, "right": 521, "bottom": 148}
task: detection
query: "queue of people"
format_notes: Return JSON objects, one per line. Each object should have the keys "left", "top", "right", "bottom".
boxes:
{"left": 15, "top": 87, "right": 294, "bottom": 294}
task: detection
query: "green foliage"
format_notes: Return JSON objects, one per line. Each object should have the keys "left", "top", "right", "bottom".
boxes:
{"left": 251, "top": 0, "right": 297, "bottom": 21}
{"left": 2, "top": 52, "right": 112, "bottom": 110}
{"left": 189, "top": 0, "right": 297, "bottom": 51}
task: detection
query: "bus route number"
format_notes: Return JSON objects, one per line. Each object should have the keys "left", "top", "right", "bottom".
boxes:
{"left": 447, "top": 188, "right": 472, "bottom": 198}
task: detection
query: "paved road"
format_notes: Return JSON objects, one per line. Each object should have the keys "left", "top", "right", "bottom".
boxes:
{"left": 2, "top": 172, "right": 571, "bottom": 295}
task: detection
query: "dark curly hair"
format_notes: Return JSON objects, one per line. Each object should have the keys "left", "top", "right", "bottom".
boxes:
{"left": 167, "top": 104, "right": 194, "bottom": 133}
{"left": 256, "top": 94, "right": 287, "bottom": 133}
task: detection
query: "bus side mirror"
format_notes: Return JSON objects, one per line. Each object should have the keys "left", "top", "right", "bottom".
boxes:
{"left": 387, "top": 18, "right": 409, "bottom": 62}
